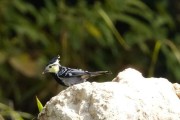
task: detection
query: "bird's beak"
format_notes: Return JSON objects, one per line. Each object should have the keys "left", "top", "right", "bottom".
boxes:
{"left": 42, "top": 69, "right": 48, "bottom": 74}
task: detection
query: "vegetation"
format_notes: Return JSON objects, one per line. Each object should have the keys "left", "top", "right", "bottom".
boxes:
{"left": 0, "top": 0, "right": 179, "bottom": 119}
{"left": 36, "top": 96, "right": 43, "bottom": 113}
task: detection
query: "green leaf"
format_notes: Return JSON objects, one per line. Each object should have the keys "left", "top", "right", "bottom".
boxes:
{"left": 36, "top": 96, "right": 43, "bottom": 112}
{"left": 84, "top": 21, "right": 102, "bottom": 39}
{"left": 98, "top": 8, "right": 130, "bottom": 50}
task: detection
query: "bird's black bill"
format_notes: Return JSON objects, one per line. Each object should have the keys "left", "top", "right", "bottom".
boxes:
{"left": 42, "top": 70, "right": 48, "bottom": 74}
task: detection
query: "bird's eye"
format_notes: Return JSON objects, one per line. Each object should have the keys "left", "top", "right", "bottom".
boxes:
{"left": 49, "top": 66, "right": 52, "bottom": 68}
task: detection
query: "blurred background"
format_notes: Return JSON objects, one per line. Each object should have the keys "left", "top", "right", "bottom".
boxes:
{"left": 0, "top": 0, "right": 180, "bottom": 119}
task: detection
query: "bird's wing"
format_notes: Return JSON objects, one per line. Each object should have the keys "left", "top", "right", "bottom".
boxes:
{"left": 57, "top": 67, "right": 89, "bottom": 78}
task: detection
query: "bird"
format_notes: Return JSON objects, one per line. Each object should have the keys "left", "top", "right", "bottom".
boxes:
{"left": 42, "top": 55, "right": 112, "bottom": 86}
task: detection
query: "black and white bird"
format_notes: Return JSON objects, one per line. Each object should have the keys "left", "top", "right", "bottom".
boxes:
{"left": 42, "top": 55, "right": 111, "bottom": 86}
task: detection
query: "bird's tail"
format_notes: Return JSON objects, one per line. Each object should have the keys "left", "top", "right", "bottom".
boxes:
{"left": 89, "top": 71, "right": 112, "bottom": 77}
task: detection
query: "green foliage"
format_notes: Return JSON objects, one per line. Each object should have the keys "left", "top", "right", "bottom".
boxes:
{"left": 0, "top": 0, "right": 179, "bottom": 117}
{"left": 36, "top": 96, "right": 43, "bottom": 112}
{"left": 0, "top": 102, "right": 33, "bottom": 120}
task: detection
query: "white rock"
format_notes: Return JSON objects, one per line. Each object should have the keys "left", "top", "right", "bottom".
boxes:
{"left": 38, "top": 68, "right": 180, "bottom": 120}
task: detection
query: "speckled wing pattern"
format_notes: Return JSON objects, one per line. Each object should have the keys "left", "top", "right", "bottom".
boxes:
{"left": 57, "top": 66, "right": 89, "bottom": 78}
{"left": 55, "top": 66, "right": 91, "bottom": 86}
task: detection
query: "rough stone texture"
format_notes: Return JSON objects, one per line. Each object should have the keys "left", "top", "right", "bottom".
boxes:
{"left": 38, "top": 68, "right": 180, "bottom": 120}
{"left": 173, "top": 83, "right": 180, "bottom": 99}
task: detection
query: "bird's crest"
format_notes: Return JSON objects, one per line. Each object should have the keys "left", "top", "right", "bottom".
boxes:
{"left": 48, "top": 55, "right": 60, "bottom": 65}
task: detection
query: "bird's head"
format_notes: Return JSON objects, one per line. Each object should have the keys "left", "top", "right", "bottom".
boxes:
{"left": 42, "top": 55, "right": 61, "bottom": 74}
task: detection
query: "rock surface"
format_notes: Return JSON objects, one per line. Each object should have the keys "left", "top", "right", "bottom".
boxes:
{"left": 38, "top": 68, "right": 180, "bottom": 120}
{"left": 173, "top": 83, "right": 180, "bottom": 99}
